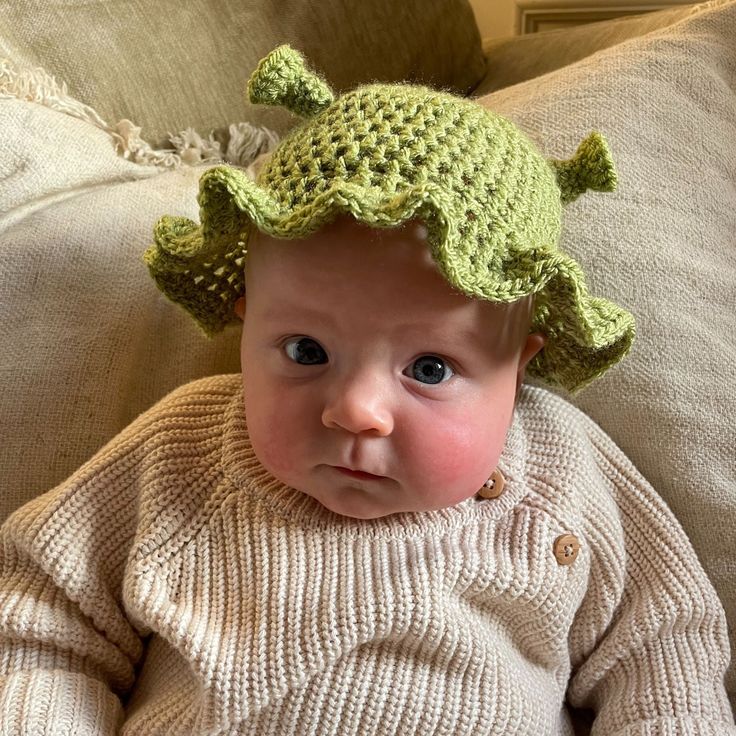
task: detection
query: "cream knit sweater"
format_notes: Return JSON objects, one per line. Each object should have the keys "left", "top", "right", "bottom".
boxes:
{"left": 0, "top": 374, "right": 733, "bottom": 735}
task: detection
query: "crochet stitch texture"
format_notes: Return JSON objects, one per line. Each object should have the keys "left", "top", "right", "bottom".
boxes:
{"left": 144, "top": 44, "right": 636, "bottom": 394}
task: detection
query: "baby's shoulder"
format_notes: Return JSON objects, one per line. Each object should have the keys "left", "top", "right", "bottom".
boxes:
{"left": 74, "top": 374, "right": 243, "bottom": 479}
{"left": 100, "top": 372, "right": 244, "bottom": 510}
{"left": 513, "top": 383, "right": 646, "bottom": 519}
{"left": 132, "top": 373, "right": 242, "bottom": 432}
{"left": 4, "top": 375, "right": 243, "bottom": 537}
{"left": 515, "top": 382, "right": 634, "bottom": 467}
{"left": 111, "top": 373, "right": 242, "bottom": 452}
{"left": 515, "top": 383, "right": 604, "bottom": 443}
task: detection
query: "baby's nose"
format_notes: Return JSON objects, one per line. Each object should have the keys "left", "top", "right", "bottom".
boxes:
{"left": 321, "top": 373, "right": 394, "bottom": 436}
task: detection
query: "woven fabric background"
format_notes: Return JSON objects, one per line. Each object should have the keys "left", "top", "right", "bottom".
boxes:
{"left": 476, "top": 2, "right": 702, "bottom": 95}
{"left": 0, "top": 0, "right": 485, "bottom": 148}
{"left": 0, "top": 100, "right": 242, "bottom": 517}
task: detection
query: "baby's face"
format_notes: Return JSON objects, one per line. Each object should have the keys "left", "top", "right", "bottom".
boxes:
{"left": 235, "top": 216, "right": 544, "bottom": 519}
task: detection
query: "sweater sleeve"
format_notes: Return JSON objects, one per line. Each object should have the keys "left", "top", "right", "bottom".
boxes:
{"left": 0, "top": 426, "right": 152, "bottom": 735}
{"left": 565, "top": 420, "right": 735, "bottom": 735}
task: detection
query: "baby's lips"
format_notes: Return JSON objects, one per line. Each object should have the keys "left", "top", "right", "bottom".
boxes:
{"left": 333, "top": 466, "right": 387, "bottom": 481}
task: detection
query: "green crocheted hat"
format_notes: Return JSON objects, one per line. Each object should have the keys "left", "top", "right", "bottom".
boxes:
{"left": 144, "top": 44, "right": 635, "bottom": 394}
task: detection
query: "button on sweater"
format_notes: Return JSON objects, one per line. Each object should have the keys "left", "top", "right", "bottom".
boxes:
{"left": 0, "top": 374, "right": 733, "bottom": 735}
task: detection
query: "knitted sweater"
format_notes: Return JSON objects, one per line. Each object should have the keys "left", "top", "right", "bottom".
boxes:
{"left": 0, "top": 375, "right": 733, "bottom": 736}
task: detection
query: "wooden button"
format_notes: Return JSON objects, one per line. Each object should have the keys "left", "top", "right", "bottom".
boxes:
{"left": 553, "top": 534, "right": 581, "bottom": 566}
{"left": 478, "top": 468, "right": 505, "bottom": 499}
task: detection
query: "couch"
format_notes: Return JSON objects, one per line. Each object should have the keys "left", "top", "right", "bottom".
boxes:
{"left": 1, "top": 0, "right": 734, "bottom": 719}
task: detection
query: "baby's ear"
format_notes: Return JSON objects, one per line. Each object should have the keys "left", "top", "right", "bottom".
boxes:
{"left": 515, "top": 333, "right": 546, "bottom": 399}
{"left": 234, "top": 296, "right": 246, "bottom": 321}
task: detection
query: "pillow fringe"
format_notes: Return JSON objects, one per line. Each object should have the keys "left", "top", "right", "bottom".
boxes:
{"left": 0, "top": 58, "right": 278, "bottom": 171}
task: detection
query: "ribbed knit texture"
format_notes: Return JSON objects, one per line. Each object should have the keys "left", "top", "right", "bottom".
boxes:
{"left": 143, "top": 45, "right": 635, "bottom": 395}
{"left": 0, "top": 374, "right": 733, "bottom": 735}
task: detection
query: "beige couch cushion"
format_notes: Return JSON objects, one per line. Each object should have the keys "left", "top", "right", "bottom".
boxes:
{"left": 473, "top": 0, "right": 736, "bottom": 705}
{"left": 0, "top": 66, "right": 243, "bottom": 521}
{"left": 0, "top": 0, "right": 485, "bottom": 147}
{"left": 476, "top": 3, "right": 701, "bottom": 95}
{"left": 0, "top": 0, "right": 734, "bottom": 714}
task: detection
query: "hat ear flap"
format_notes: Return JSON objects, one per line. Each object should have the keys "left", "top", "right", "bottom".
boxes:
{"left": 528, "top": 253, "right": 635, "bottom": 393}
{"left": 143, "top": 165, "right": 280, "bottom": 336}
{"left": 548, "top": 132, "right": 617, "bottom": 205}
{"left": 247, "top": 44, "right": 335, "bottom": 118}
{"left": 143, "top": 212, "right": 245, "bottom": 337}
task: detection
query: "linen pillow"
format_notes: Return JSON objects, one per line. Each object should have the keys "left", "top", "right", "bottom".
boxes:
{"left": 0, "top": 0, "right": 485, "bottom": 147}
{"left": 0, "top": 62, "right": 246, "bottom": 523}
{"left": 475, "top": 3, "right": 701, "bottom": 95}
{"left": 472, "top": 0, "right": 736, "bottom": 705}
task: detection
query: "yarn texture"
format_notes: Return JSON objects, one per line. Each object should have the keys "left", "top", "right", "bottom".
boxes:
{"left": 144, "top": 44, "right": 636, "bottom": 394}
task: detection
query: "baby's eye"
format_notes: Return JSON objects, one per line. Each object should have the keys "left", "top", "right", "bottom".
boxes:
{"left": 284, "top": 337, "right": 328, "bottom": 365}
{"left": 405, "top": 355, "right": 454, "bottom": 385}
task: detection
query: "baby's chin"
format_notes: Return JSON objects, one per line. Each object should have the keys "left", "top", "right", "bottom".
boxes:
{"left": 298, "top": 483, "right": 471, "bottom": 520}
{"left": 299, "top": 486, "right": 399, "bottom": 520}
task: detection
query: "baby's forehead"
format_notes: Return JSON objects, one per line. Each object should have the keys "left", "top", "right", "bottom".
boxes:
{"left": 245, "top": 219, "right": 532, "bottom": 346}
{"left": 246, "top": 216, "right": 519, "bottom": 305}
{"left": 248, "top": 215, "right": 428, "bottom": 251}
{"left": 246, "top": 215, "right": 442, "bottom": 282}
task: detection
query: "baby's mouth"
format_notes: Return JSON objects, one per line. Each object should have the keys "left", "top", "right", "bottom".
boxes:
{"left": 332, "top": 466, "right": 386, "bottom": 481}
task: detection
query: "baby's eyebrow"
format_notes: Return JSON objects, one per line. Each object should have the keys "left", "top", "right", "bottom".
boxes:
{"left": 261, "top": 304, "right": 337, "bottom": 327}
{"left": 259, "top": 305, "right": 499, "bottom": 350}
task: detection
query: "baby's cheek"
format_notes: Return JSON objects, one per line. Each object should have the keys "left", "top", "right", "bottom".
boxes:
{"left": 415, "top": 411, "right": 509, "bottom": 502}
{"left": 252, "top": 410, "right": 303, "bottom": 478}
{"left": 243, "top": 386, "right": 301, "bottom": 479}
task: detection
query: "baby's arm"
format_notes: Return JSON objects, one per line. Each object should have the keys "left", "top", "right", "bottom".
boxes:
{"left": 566, "top": 419, "right": 735, "bottom": 734}
{"left": 0, "top": 428, "right": 151, "bottom": 734}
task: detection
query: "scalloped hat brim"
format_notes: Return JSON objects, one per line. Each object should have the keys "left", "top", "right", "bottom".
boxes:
{"left": 143, "top": 165, "right": 635, "bottom": 394}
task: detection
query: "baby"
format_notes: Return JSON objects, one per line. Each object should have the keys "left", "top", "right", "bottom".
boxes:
{"left": 0, "top": 45, "right": 734, "bottom": 735}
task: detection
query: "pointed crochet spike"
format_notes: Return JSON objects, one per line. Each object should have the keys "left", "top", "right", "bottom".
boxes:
{"left": 549, "top": 132, "right": 618, "bottom": 205}
{"left": 247, "top": 44, "right": 335, "bottom": 119}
